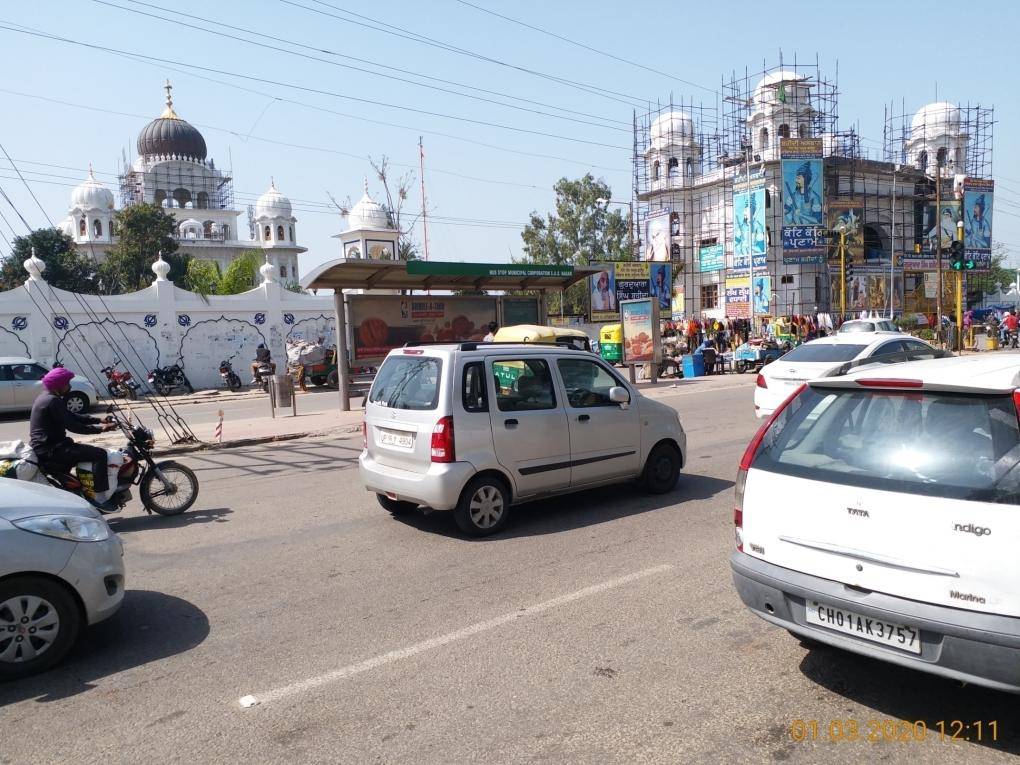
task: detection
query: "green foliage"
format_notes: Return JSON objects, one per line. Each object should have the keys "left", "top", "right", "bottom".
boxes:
{"left": 968, "top": 243, "right": 1016, "bottom": 298}
{"left": 0, "top": 228, "right": 99, "bottom": 292}
{"left": 186, "top": 259, "right": 221, "bottom": 298}
{"left": 217, "top": 250, "right": 263, "bottom": 295}
{"left": 102, "top": 203, "right": 178, "bottom": 292}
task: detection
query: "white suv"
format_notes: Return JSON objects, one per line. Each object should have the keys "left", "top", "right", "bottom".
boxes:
{"left": 360, "top": 343, "right": 687, "bottom": 536}
{"left": 732, "top": 354, "right": 1020, "bottom": 692}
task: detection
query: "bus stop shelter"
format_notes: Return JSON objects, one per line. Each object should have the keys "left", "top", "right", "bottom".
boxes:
{"left": 300, "top": 259, "right": 601, "bottom": 410}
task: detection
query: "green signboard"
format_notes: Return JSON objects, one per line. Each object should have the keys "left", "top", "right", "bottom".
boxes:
{"left": 406, "top": 261, "right": 573, "bottom": 278}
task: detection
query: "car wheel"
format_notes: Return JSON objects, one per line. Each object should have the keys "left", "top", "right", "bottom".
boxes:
{"left": 0, "top": 576, "right": 81, "bottom": 680}
{"left": 735, "top": 361, "right": 747, "bottom": 374}
{"left": 454, "top": 476, "right": 510, "bottom": 537}
{"left": 64, "top": 391, "right": 89, "bottom": 414}
{"left": 376, "top": 494, "right": 417, "bottom": 515}
{"left": 642, "top": 442, "right": 681, "bottom": 494}
{"left": 326, "top": 370, "right": 339, "bottom": 389}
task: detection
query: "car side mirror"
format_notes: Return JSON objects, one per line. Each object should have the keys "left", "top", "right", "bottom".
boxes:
{"left": 609, "top": 386, "right": 630, "bottom": 406}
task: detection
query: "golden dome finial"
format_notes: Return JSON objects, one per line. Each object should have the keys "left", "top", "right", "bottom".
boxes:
{"left": 161, "top": 78, "right": 179, "bottom": 119}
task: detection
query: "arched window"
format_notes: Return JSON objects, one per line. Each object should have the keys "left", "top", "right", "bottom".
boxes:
{"left": 154, "top": 190, "right": 166, "bottom": 208}
{"left": 289, "top": 226, "right": 294, "bottom": 241}
{"left": 110, "top": 220, "right": 117, "bottom": 237}
{"left": 764, "top": 189, "right": 772, "bottom": 208}
{"left": 203, "top": 220, "right": 214, "bottom": 238}
{"left": 264, "top": 225, "right": 271, "bottom": 241}
{"left": 221, "top": 225, "right": 229, "bottom": 240}
{"left": 766, "top": 225, "right": 772, "bottom": 247}
{"left": 280, "top": 265, "right": 288, "bottom": 279}
{"left": 667, "top": 157, "right": 679, "bottom": 179}
{"left": 93, "top": 219, "right": 103, "bottom": 238}
{"left": 759, "top": 127, "right": 769, "bottom": 151}
{"left": 685, "top": 158, "right": 693, "bottom": 178}
{"left": 78, "top": 218, "right": 86, "bottom": 236}
{"left": 918, "top": 150, "right": 928, "bottom": 173}
{"left": 196, "top": 191, "right": 209, "bottom": 209}
{"left": 172, "top": 188, "right": 191, "bottom": 209}
{"left": 798, "top": 124, "right": 808, "bottom": 138}
{"left": 277, "top": 225, "right": 285, "bottom": 241}
{"left": 936, "top": 147, "right": 948, "bottom": 166}
{"left": 778, "top": 124, "right": 790, "bottom": 139}
{"left": 652, "top": 161, "right": 660, "bottom": 181}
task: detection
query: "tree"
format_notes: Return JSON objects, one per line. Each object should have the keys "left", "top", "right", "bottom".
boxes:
{"left": 520, "top": 174, "right": 632, "bottom": 314}
{"left": 217, "top": 250, "right": 263, "bottom": 295}
{"left": 968, "top": 242, "right": 1017, "bottom": 300}
{"left": 102, "top": 203, "right": 178, "bottom": 292}
{"left": 0, "top": 228, "right": 100, "bottom": 292}
{"left": 185, "top": 259, "right": 221, "bottom": 298}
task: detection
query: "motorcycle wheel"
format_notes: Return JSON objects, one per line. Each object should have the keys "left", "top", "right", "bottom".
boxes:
{"left": 183, "top": 377, "right": 194, "bottom": 394}
{"left": 140, "top": 461, "right": 199, "bottom": 516}
{"left": 155, "top": 382, "right": 171, "bottom": 396}
{"left": 107, "top": 383, "right": 122, "bottom": 399}
{"left": 125, "top": 386, "right": 137, "bottom": 401}
{"left": 228, "top": 374, "right": 241, "bottom": 392}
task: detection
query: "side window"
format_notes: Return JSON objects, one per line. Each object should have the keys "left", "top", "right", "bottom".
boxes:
{"left": 11, "top": 364, "right": 46, "bottom": 381}
{"left": 0, "top": 365, "right": 11, "bottom": 381}
{"left": 492, "top": 359, "right": 555, "bottom": 412}
{"left": 462, "top": 362, "right": 488, "bottom": 413}
{"left": 557, "top": 358, "right": 621, "bottom": 408}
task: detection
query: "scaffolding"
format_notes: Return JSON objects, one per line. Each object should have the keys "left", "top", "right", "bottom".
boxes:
{"left": 118, "top": 158, "right": 235, "bottom": 213}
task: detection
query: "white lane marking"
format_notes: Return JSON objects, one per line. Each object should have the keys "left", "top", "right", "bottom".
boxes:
{"left": 238, "top": 563, "right": 673, "bottom": 708}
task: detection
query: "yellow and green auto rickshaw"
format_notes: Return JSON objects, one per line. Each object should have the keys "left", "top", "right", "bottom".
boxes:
{"left": 598, "top": 323, "right": 623, "bottom": 363}
{"left": 490, "top": 324, "right": 592, "bottom": 390}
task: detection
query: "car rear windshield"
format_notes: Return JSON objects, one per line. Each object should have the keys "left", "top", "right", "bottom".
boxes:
{"left": 369, "top": 356, "right": 442, "bottom": 410}
{"left": 751, "top": 386, "right": 1020, "bottom": 504}
{"left": 780, "top": 344, "right": 867, "bottom": 362}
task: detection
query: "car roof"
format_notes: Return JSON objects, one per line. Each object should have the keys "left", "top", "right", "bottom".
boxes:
{"left": 815, "top": 353, "right": 1020, "bottom": 393}
{"left": 0, "top": 357, "right": 35, "bottom": 364}
{"left": 389, "top": 343, "right": 588, "bottom": 357}
{"left": 797, "top": 333, "right": 906, "bottom": 349}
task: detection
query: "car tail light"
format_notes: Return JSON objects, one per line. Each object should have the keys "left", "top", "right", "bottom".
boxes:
{"left": 431, "top": 416, "right": 455, "bottom": 463}
{"left": 855, "top": 378, "right": 923, "bottom": 388}
{"left": 735, "top": 383, "right": 807, "bottom": 551}
{"left": 361, "top": 420, "right": 367, "bottom": 450}
{"left": 756, "top": 373, "right": 767, "bottom": 388}
{"left": 1014, "top": 390, "right": 1020, "bottom": 427}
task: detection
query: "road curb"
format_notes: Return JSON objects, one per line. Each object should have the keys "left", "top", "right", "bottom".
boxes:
{"left": 153, "top": 425, "right": 360, "bottom": 456}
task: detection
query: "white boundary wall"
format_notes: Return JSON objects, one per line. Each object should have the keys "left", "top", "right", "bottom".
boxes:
{"left": 0, "top": 257, "right": 333, "bottom": 391}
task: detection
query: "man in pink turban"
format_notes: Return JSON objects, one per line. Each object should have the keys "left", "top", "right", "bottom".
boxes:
{"left": 30, "top": 367, "right": 117, "bottom": 500}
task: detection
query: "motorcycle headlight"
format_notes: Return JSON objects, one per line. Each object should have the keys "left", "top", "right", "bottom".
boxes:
{"left": 13, "top": 514, "right": 111, "bottom": 542}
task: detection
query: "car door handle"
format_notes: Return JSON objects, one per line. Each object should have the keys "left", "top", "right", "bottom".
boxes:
{"left": 504, "top": 419, "right": 518, "bottom": 428}
{"left": 577, "top": 414, "right": 590, "bottom": 422}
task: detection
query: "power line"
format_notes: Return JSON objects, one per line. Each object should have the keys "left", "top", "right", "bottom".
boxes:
{"left": 452, "top": 0, "right": 719, "bottom": 96}
{"left": 280, "top": 0, "right": 649, "bottom": 108}
{"left": 0, "top": 23, "right": 629, "bottom": 151}
{"left": 0, "top": 141, "right": 55, "bottom": 227}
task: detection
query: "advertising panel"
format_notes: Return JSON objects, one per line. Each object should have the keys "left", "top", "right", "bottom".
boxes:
{"left": 590, "top": 261, "right": 672, "bottom": 322}
{"left": 671, "top": 284, "right": 685, "bottom": 321}
{"left": 643, "top": 209, "right": 671, "bottom": 262}
{"left": 725, "top": 275, "right": 751, "bottom": 319}
{"left": 349, "top": 296, "right": 497, "bottom": 360}
{"left": 921, "top": 200, "right": 960, "bottom": 253}
{"left": 698, "top": 243, "right": 725, "bottom": 272}
{"left": 620, "top": 298, "right": 659, "bottom": 364}
{"left": 964, "top": 178, "right": 994, "bottom": 272}
{"left": 781, "top": 137, "right": 825, "bottom": 264}
{"left": 752, "top": 275, "right": 771, "bottom": 316}
{"left": 589, "top": 264, "right": 617, "bottom": 322}
{"left": 828, "top": 199, "right": 864, "bottom": 264}
{"left": 732, "top": 181, "right": 767, "bottom": 272}
{"left": 831, "top": 270, "right": 903, "bottom": 313}
{"left": 502, "top": 297, "right": 540, "bottom": 326}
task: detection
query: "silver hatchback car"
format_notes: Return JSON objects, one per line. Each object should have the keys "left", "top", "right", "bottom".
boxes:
{"left": 359, "top": 343, "right": 687, "bottom": 536}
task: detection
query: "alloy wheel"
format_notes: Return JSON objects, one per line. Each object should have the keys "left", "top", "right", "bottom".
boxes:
{"left": 468, "top": 485, "right": 504, "bottom": 529}
{"left": 0, "top": 595, "right": 60, "bottom": 664}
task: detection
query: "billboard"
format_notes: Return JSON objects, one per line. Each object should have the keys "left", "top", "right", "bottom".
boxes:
{"left": 781, "top": 137, "right": 825, "bottom": 263}
{"left": 671, "top": 284, "right": 685, "bottom": 320}
{"left": 828, "top": 200, "right": 864, "bottom": 264}
{"left": 698, "top": 243, "right": 725, "bottom": 272}
{"left": 834, "top": 271, "right": 903, "bottom": 313}
{"left": 964, "top": 178, "right": 994, "bottom": 271}
{"left": 620, "top": 298, "right": 659, "bottom": 364}
{"left": 590, "top": 261, "right": 672, "bottom": 322}
{"left": 725, "top": 275, "right": 751, "bottom": 319}
{"left": 752, "top": 275, "right": 771, "bottom": 316}
{"left": 349, "top": 296, "right": 497, "bottom": 360}
{"left": 732, "top": 181, "right": 766, "bottom": 272}
{"left": 922, "top": 200, "right": 960, "bottom": 253}
{"left": 643, "top": 209, "right": 671, "bottom": 262}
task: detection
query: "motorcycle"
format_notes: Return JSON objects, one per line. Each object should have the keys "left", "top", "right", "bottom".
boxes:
{"left": 148, "top": 363, "right": 194, "bottom": 396}
{"left": 38, "top": 412, "right": 199, "bottom": 516}
{"left": 253, "top": 361, "right": 274, "bottom": 392}
{"left": 219, "top": 359, "right": 242, "bottom": 391}
{"left": 101, "top": 361, "right": 140, "bottom": 400}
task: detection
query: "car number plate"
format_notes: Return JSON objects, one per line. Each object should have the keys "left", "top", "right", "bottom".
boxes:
{"left": 806, "top": 601, "right": 920, "bottom": 654}
{"left": 378, "top": 429, "right": 413, "bottom": 449}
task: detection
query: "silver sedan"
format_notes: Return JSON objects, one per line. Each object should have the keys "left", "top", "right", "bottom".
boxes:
{"left": 0, "top": 357, "right": 99, "bottom": 414}
{"left": 0, "top": 478, "right": 125, "bottom": 679}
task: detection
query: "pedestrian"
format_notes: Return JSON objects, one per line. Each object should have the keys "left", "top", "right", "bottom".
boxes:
{"left": 483, "top": 321, "right": 498, "bottom": 342}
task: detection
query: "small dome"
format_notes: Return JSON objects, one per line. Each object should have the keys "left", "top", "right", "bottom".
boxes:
{"left": 752, "top": 70, "right": 808, "bottom": 109}
{"left": 136, "top": 81, "right": 207, "bottom": 161}
{"left": 910, "top": 102, "right": 961, "bottom": 139}
{"left": 71, "top": 167, "right": 115, "bottom": 212}
{"left": 256, "top": 179, "right": 292, "bottom": 218}
{"left": 152, "top": 254, "right": 171, "bottom": 282}
{"left": 259, "top": 257, "right": 276, "bottom": 283}
{"left": 649, "top": 111, "right": 695, "bottom": 151}
{"left": 346, "top": 181, "right": 392, "bottom": 231}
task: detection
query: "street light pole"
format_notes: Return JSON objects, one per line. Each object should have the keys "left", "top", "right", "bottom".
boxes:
{"left": 935, "top": 156, "right": 945, "bottom": 341}
{"left": 956, "top": 218, "right": 964, "bottom": 352}
{"left": 839, "top": 228, "right": 847, "bottom": 319}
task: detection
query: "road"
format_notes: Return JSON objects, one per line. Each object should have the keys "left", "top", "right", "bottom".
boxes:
{"left": 1, "top": 381, "right": 1017, "bottom": 764}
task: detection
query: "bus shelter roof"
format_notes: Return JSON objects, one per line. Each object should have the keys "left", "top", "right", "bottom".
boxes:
{"left": 300, "top": 259, "right": 602, "bottom": 292}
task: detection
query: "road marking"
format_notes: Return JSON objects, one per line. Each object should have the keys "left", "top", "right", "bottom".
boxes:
{"left": 237, "top": 563, "right": 673, "bottom": 708}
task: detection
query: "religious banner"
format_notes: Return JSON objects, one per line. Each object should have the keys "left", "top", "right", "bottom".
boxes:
{"left": 590, "top": 262, "right": 672, "bottom": 322}
{"left": 827, "top": 199, "right": 865, "bottom": 264}
{"left": 671, "top": 284, "right": 685, "bottom": 320}
{"left": 643, "top": 209, "right": 671, "bottom": 262}
{"left": 698, "top": 243, "right": 725, "bottom": 272}
{"left": 781, "top": 138, "right": 825, "bottom": 263}
{"left": 725, "top": 275, "right": 751, "bottom": 319}
{"left": 964, "top": 178, "right": 994, "bottom": 272}
{"left": 732, "top": 179, "right": 767, "bottom": 272}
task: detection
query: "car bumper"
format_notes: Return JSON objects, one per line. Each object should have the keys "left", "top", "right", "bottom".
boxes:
{"left": 731, "top": 551, "right": 1020, "bottom": 694}
{"left": 58, "top": 533, "right": 125, "bottom": 625}
{"left": 359, "top": 452, "right": 477, "bottom": 511}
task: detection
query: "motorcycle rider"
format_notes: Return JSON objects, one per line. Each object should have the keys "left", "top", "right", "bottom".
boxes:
{"left": 30, "top": 368, "right": 117, "bottom": 504}
{"left": 250, "top": 343, "right": 276, "bottom": 384}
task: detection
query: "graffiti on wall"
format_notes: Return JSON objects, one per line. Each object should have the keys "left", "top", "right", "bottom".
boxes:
{"left": 286, "top": 314, "right": 337, "bottom": 345}
{"left": 178, "top": 315, "right": 268, "bottom": 389}
{"left": 55, "top": 318, "right": 160, "bottom": 390}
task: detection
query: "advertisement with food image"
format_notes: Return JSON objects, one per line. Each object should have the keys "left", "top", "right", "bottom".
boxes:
{"left": 620, "top": 297, "right": 659, "bottom": 364}
{"left": 349, "top": 296, "right": 498, "bottom": 360}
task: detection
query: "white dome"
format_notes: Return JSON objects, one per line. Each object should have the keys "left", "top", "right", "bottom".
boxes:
{"left": 911, "top": 102, "right": 961, "bottom": 139}
{"left": 650, "top": 111, "right": 694, "bottom": 147}
{"left": 256, "top": 179, "right": 292, "bottom": 219}
{"left": 752, "top": 70, "right": 808, "bottom": 108}
{"left": 346, "top": 182, "right": 392, "bottom": 231}
{"left": 70, "top": 167, "right": 114, "bottom": 212}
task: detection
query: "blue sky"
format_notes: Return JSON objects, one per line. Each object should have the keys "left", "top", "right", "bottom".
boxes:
{"left": 0, "top": 0, "right": 1017, "bottom": 276}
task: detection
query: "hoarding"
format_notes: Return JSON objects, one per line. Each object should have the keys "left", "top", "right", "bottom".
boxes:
{"left": 725, "top": 275, "right": 751, "bottom": 319}
{"left": 828, "top": 200, "right": 865, "bottom": 264}
{"left": 921, "top": 200, "right": 960, "bottom": 253}
{"left": 620, "top": 298, "right": 659, "bottom": 364}
{"left": 964, "top": 178, "right": 994, "bottom": 272}
{"left": 590, "top": 261, "right": 672, "bottom": 322}
{"left": 732, "top": 181, "right": 767, "bottom": 272}
{"left": 752, "top": 275, "right": 771, "bottom": 316}
{"left": 781, "top": 137, "right": 825, "bottom": 263}
{"left": 671, "top": 285, "right": 685, "bottom": 321}
{"left": 643, "top": 209, "right": 671, "bottom": 262}
{"left": 349, "top": 296, "right": 496, "bottom": 360}
{"left": 698, "top": 243, "right": 725, "bottom": 272}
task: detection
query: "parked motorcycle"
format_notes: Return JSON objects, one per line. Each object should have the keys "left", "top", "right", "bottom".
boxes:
{"left": 148, "top": 363, "right": 194, "bottom": 395}
{"left": 219, "top": 359, "right": 242, "bottom": 391}
{"left": 38, "top": 411, "right": 199, "bottom": 516}
{"left": 253, "top": 362, "right": 274, "bottom": 392}
{"left": 101, "top": 361, "right": 140, "bottom": 400}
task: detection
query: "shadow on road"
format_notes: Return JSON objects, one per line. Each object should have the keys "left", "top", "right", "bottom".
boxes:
{"left": 395, "top": 473, "right": 735, "bottom": 540}
{"left": 107, "top": 506, "right": 232, "bottom": 533}
{"left": 799, "top": 645, "right": 1020, "bottom": 755}
{"left": 0, "top": 590, "right": 209, "bottom": 706}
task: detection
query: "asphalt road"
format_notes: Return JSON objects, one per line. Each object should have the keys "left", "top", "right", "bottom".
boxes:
{"left": 1, "top": 381, "right": 1018, "bottom": 764}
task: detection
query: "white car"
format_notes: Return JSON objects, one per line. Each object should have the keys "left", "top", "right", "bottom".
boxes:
{"left": 753, "top": 334, "right": 939, "bottom": 418}
{"left": 732, "top": 354, "right": 1020, "bottom": 693}
{"left": 0, "top": 358, "right": 98, "bottom": 414}
{"left": 838, "top": 318, "right": 899, "bottom": 334}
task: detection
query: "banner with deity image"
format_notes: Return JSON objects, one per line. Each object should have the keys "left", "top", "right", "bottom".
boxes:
{"left": 963, "top": 178, "right": 994, "bottom": 271}
{"left": 643, "top": 209, "right": 671, "bottom": 262}
{"left": 827, "top": 199, "right": 865, "bottom": 265}
{"left": 780, "top": 138, "right": 826, "bottom": 263}
{"left": 732, "top": 180, "right": 766, "bottom": 272}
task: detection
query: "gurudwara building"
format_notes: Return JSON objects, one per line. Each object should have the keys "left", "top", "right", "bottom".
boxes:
{"left": 58, "top": 81, "right": 306, "bottom": 283}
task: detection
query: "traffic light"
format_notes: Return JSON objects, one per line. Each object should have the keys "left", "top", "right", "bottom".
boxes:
{"left": 844, "top": 258, "right": 854, "bottom": 278}
{"left": 949, "top": 240, "right": 965, "bottom": 271}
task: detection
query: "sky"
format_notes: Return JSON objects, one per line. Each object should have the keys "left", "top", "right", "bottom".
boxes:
{"left": 0, "top": 0, "right": 1017, "bottom": 279}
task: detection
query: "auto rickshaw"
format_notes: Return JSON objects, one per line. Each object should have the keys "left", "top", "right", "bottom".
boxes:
{"left": 490, "top": 324, "right": 593, "bottom": 391}
{"left": 598, "top": 323, "right": 623, "bottom": 363}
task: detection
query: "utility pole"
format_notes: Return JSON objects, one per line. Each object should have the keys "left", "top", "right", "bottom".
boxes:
{"left": 839, "top": 228, "right": 847, "bottom": 318}
{"left": 889, "top": 166, "right": 898, "bottom": 319}
{"left": 419, "top": 137, "right": 430, "bottom": 261}
{"left": 934, "top": 155, "right": 945, "bottom": 343}
{"left": 956, "top": 219, "right": 964, "bottom": 352}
